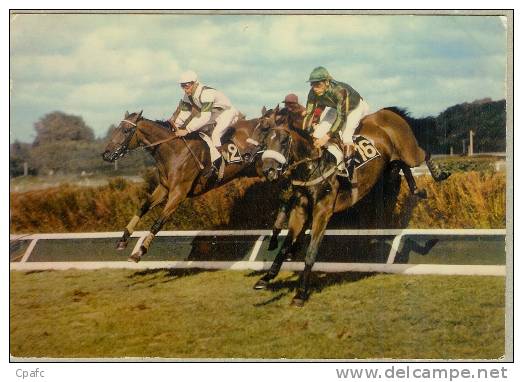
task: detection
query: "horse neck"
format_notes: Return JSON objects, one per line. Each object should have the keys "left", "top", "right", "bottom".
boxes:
{"left": 289, "top": 129, "right": 315, "bottom": 163}
{"left": 136, "top": 119, "right": 172, "bottom": 146}
{"left": 289, "top": 113, "right": 304, "bottom": 131}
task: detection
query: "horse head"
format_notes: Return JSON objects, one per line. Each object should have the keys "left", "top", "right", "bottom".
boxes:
{"left": 102, "top": 111, "right": 143, "bottom": 162}
{"left": 260, "top": 122, "right": 293, "bottom": 182}
{"left": 246, "top": 105, "right": 283, "bottom": 155}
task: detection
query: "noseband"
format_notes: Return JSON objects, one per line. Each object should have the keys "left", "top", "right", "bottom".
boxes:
{"left": 261, "top": 127, "right": 293, "bottom": 172}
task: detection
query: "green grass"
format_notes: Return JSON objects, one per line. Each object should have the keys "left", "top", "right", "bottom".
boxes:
{"left": 10, "top": 269, "right": 505, "bottom": 359}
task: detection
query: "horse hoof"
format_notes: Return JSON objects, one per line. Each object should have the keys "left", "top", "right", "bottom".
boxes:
{"left": 413, "top": 189, "right": 428, "bottom": 199}
{"left": 291, "top": 290, "right": 308, "bottom": 307}
{"left": 291, "top": 297, "right": 305, "bottom": 307}
{"left": 267, "top": 236, "right": 279, "bottom": 251}
{"left": 253, "top": 279, "right": 269, "bottom": 290}
{"left": 127, "top": 253, "right": 141, "bottom": 263}
{"left": 116, "top": 240, "right": 128, "bottom": 250}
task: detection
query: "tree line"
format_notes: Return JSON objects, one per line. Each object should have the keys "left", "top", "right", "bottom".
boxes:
{"left": 10, "top": 111, "right": 153, "bottom": 177}
{"left": 9, "top": 98, "right": 506, "bottom": 178}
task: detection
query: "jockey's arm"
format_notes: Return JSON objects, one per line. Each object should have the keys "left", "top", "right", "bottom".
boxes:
{"left": 302, "top": 91, "right": 316, "bottom": 132}
{"left": 171, "top": 101, "right": 192, "bottom": 128}
{"left": 185, "top": 102, "right": 213, "bottom": 132}
{"left": 329, "top": 91, "right": 349, "bottom": 136}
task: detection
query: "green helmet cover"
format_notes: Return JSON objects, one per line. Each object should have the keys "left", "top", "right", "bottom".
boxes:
{"left": 308, "top": 66, "right": 332, "bottom": 82}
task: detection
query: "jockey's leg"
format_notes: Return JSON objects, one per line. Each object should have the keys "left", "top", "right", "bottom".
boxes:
{"left": 128, "top": 189, "right": 184, "bottom": 263}
{"left": 204, "top": 108, "right": 240, "bottom": 178}
{"left": 340, "top": 100, "right": 370, "bottom": 181}
{"left": 117, "top": 184, "right": 168, "bottom": 250}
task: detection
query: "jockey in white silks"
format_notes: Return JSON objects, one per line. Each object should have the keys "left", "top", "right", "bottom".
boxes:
{"left": 170, "top": 70, "right": 240, "bottom": 178}
{"left": 303, "top": 66, "right": 370, "bottom": 178}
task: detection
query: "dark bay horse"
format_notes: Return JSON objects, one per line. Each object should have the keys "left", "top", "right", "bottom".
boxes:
{"left": 254, "top": 107, "right": 450, "bottom": 306}
{"left": 102, "top": 110, "right": 276, "bottom": 262}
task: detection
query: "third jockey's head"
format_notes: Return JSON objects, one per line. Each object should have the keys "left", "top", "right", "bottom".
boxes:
{"left": 308, "top": 66, "right": 332, "bottom": 96}
{"left": 179, "top": 70, "right": 198, "bottom": 96}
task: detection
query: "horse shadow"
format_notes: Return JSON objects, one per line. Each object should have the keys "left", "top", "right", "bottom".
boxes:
{"left": 252, "top": 271, "right": 377, "bottom": 307}
{"left": 127, "top": 268, "right": 214, "bottom": 286}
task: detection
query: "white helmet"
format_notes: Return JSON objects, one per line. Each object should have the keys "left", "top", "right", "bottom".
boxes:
{"left": 179, "top": 70, "right": 198, "bottom": 84}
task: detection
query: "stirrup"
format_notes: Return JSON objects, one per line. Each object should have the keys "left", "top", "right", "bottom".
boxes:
{"left": 202, "top": 162, "right": 219, "bottom": 179}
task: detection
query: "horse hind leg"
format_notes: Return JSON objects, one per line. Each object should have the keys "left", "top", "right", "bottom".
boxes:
{"left": 425, "top": 153, "right": 451, "bottom": 182}
{"left": 399, "top": 161, "right": 427, "bottom": 199}
{"left": 117, "top": 185, "right": 167, "bottom": 250}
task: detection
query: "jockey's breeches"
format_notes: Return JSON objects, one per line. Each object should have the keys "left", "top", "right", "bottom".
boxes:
{"left": 211, "top": 107, "right": 240, "bottom": 147}
{"left": 312, "top": 100, "right": 370, "bottom": 144}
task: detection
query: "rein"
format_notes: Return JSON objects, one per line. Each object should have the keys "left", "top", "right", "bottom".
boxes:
{"left": 269, "top": 126, "right": 338, "bottom": 187}
{"left": 121, "top": 118, "right": 185, "bottom": 149}
{"left": 141, "top": 135, "right": 178, "bottom": 149}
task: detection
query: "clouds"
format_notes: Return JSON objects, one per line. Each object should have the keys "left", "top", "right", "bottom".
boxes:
{"left": 10, "top": 13, "right": 507, "bottom": 142}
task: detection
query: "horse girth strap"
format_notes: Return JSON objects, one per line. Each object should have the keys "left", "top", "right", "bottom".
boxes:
{"left": 291, "top": 166, "right": 337, "bottom": 187}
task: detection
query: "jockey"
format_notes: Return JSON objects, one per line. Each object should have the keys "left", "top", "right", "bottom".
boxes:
{"left": 303, "top": 66, "right": 370, "bottom": 178}
{"left": 282, "top": 93, "right": 307, "bottom": 130}
{"left": 169, "top": 70, "right": 240, "bottom": 178}
{"left": 282, "top": 93, "right": 306, "bottom": 117}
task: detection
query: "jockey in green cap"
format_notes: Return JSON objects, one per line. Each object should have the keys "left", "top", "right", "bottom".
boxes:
{"left": 303, "top": 66, "right": 370, "bottom": 179}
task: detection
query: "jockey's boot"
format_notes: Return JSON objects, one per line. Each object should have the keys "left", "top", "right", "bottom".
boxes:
{"left": 202, "top": 156, "right": 223, "bottom": 180}
{"left": 344, "top": 143, "right": 357, "bottom": 183}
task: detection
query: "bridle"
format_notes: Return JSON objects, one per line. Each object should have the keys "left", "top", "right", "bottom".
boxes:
{"left": 261, "top": 126, "right": 294, "bottom": 173}
{"left": 119, "top": 115, "right": 180, "bottom": 152}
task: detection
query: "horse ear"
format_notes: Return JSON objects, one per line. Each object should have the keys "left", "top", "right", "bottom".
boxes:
{"left": 138, "top": 110, "right": 143, "bottom": 118}
{"left": 125, "top": 111, "right": 129, "bottom": 118}
{"left": 275, "top": 104, "right": 280, "bottom": 113}
{"left": 261, "top": 106, "right": 267, "bottom": 115}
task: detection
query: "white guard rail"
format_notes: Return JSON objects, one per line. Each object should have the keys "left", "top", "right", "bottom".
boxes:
{"left": 10, "top": 229, "right": 506, "bottom": 276}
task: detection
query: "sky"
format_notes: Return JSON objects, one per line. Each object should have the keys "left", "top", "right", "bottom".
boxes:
{"left": 9, "top": 12, "right": 508, "bottom": 143}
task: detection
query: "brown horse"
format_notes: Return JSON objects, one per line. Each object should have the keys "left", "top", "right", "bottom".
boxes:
{"left": 253, "top": 107, "right": 450, "bottom": 306}
{"left": 102, "top": 109, "right": 276, "bottom": 262}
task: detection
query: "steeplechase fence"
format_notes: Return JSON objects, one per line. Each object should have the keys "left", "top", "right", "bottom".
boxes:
{"left": 10, "top": 229, "right": 506, "bottom": 276}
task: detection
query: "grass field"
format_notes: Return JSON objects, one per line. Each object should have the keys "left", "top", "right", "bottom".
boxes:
{"left": 10, "top": 269, "right": 505, "bottom": 360}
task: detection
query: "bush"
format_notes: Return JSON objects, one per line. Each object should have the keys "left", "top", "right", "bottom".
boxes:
{"left": 9, "top": 172, "right": 506, "bottom": 233}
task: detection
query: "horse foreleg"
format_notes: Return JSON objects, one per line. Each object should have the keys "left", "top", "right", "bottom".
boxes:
{"left": 268, "top": 180, "right": 294, "bottom": 250}
{"left": 117, "top": 185, "right": 168, "bottom": 250}
{"left": 292, "top": 193, "right": 335, "bottom": 307}
{"left": 254, "top": 193, "right": 308, "bottom": 290}
{"left": 128, "top": 189, "right": 184, "bottom": 263}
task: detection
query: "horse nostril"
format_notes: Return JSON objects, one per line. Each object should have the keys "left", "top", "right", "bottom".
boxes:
{"left": 265, "top": 168, "right": 278, "bottom": 181}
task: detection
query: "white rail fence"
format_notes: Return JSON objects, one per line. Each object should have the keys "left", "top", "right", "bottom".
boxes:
{"left": 10, "top": 229, "right": 506, "bottom": 276}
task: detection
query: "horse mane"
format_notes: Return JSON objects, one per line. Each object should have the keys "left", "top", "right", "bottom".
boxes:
{"left": 383, "top": 106, "right": 411, "bottom": 120}
{"left": 153, "top": 119, "right": 173, "bottom": 129}
{"left": 276, "top": 107, "right": 312, "bottom": 144}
